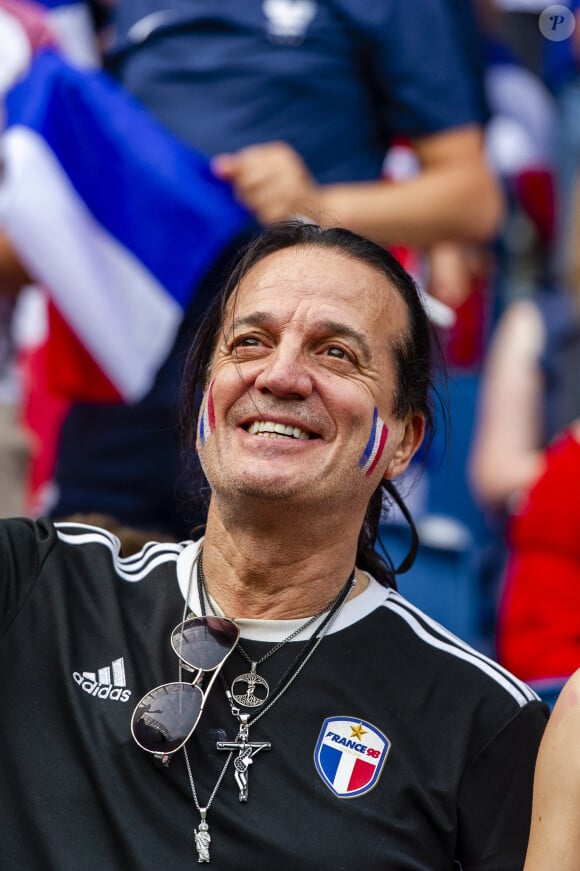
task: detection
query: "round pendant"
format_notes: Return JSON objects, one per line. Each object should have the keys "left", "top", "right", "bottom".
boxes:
{"left": 231, "top": 671, "right": 270, "bottom": 708}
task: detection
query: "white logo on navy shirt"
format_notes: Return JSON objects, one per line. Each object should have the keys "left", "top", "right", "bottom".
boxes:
{"left": 73, "top": 657, "right": 131, "bottom": 702}
{"left": 263, "top": 0, "right": 317, "bottom": 43}
{"left": 314, "top": 716, "right": 390, "bottom": 798}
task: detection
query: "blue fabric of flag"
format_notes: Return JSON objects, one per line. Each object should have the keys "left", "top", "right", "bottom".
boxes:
{"left": 5, "top": 49, "right": 251, "bottom": 310}
{"left": 31, "top": 0, "right": 92, "bottom": 10}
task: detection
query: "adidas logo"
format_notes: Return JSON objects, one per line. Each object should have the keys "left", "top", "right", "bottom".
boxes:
{"left": 73, "top": 657, "right": 132, "bottom": 702}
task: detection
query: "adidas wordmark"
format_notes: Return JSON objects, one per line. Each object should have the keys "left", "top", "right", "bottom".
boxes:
{"left": 73, "top": 657, "right": 131, "bottom": 702}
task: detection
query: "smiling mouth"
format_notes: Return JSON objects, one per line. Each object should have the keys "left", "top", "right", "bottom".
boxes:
{"left": 245, "top": 420, "right": 320, "bottom": 440}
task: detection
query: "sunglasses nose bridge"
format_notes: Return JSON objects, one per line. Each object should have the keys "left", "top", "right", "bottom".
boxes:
{"left": 177, "top": 658, "right": 204, "bottom": 683}
{"left": 174, "top": 646, "right": 227, "bottom": 675}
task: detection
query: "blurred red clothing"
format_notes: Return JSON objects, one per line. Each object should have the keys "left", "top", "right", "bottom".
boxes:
{"left": 498, "top": 431, "right": 580, "bottom": 681}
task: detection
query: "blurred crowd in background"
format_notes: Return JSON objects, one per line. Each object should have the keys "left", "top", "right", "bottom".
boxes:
{"left": 1, "top": 0, "right": 579, "bottom": 707}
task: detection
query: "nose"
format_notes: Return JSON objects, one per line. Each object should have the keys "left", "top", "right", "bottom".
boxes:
{"left": 254, "top": 343, "right": 314, "bottom": 399}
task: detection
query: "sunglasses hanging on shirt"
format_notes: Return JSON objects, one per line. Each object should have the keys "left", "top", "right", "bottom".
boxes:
{"left": 131, "top": 615, "right": 240, "bottom": 764}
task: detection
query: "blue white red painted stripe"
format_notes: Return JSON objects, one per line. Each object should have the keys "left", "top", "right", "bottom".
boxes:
{"left": 199, "top": 380, "right": 216, "bottom": 444}
{"left": 358, "top": 408, "right": 388, "bottom": 476}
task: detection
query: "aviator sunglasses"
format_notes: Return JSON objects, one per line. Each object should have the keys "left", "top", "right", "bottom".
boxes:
{"left": 131, "top": 615, "right": 240, "bottom": 764}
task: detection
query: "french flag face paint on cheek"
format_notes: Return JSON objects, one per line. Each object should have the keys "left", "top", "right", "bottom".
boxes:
{"left": 359, "top": 407, "right": 388, "bottom": 476}
{"left": 198, "top": 379, "right": 216, "bottom": 445}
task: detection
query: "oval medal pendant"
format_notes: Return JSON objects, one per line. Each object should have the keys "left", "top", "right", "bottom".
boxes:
{"left": 231, "top": 665, "right": 270, "bottom": 708}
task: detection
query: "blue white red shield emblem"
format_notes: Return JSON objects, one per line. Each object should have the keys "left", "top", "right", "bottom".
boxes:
{"left": 314, "top": 716, "right": 390, "bottom": 798}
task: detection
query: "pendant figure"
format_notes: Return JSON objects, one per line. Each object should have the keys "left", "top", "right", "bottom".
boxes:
{"left": 231, "top": 663, "right": 269, "bottom": 708}
{"left": 194, "top": 811, "right": 211, "bottom": 863}
{"left": 216, "top": 719, "right": 271, "bottom": 802}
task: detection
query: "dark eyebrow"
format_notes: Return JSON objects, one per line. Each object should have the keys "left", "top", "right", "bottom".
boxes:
{"left": 226, "top": 313, "right": 272, "bottom": 336}
{"left": 225, "top": 313, "right": 373, "bottom": 363}
{"left": 223, "top": 312, "right": 273, "bottom": 345}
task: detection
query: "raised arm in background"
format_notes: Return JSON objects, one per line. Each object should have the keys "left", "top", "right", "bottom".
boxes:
{"left": 212, "top": 125, "right": 502, "bottom": 249}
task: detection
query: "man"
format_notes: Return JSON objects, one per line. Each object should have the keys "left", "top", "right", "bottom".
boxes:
{"left": 1, "top": 223, "right": 547, "bottom": 868}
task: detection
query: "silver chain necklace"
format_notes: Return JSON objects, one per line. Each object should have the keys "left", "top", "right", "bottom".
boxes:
{"left": 200, "top": 560, "right": 350, "bottom": 709}
{"left": 183, "top": 547, "right": 355, "bottom": 863}
{"left": 177, "top": 551, "right": 231, "bottom": 864}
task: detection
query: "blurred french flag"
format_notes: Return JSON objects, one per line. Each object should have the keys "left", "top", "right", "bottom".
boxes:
{"left": 31, "top": 0, "right": 100, "bottom": 67}
{"left": 0, "top": 37, "right": 251, "bottom": 402}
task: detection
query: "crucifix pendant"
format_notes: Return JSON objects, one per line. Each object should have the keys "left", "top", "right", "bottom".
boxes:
{"left": 216, "top": 718, "right": 271, "bottom": 802}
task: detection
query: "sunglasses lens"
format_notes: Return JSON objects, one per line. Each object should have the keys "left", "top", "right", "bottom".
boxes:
{"left": 131, "top": 683, "right": 203, "bottom": 755}
{"left": 171, "top": 616, "right": 239, "bottom": 671}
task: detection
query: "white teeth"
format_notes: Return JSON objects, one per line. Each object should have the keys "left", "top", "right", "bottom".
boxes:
{"left": 247, "top": 420, "right": 310, "bottom": 439}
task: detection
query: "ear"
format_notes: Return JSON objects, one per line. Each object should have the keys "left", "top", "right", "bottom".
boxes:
{"left": 383, "top": 412, "right": 425, "bottom": 480}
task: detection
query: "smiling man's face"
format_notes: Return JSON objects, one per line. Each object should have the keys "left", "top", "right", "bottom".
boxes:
{"left": 197, "top": 244, "right": 421, "bottom": 515}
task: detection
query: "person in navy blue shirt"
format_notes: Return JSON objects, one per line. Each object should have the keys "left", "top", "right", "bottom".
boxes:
{"left": 107, "top": 0, "right": 500, "bottom": 248}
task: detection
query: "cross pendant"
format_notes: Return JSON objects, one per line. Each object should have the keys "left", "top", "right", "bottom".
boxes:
{"left": 216, "top": 720, "right": 271, "bottom": 802}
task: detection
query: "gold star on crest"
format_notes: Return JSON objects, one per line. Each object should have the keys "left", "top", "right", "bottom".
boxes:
{"left": 350, "top": 723, "right": 367, "bottom": 740}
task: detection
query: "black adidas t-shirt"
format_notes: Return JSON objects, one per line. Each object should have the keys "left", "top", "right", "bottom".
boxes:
{"left": 0, "top": 519, "right": 548, "bottom": 870}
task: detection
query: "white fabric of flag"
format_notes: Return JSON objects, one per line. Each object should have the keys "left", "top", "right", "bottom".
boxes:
{"left": 0, "top": 48, "right": 250, "bottom": 401}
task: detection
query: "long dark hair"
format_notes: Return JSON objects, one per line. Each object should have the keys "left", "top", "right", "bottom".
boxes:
{"left": 179, "top": 221, "right": 442, "bottom": 587}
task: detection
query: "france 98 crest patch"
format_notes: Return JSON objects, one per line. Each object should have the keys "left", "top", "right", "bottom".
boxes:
{"left": 314, "top": 716, "right": 390, "bottom": 798}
